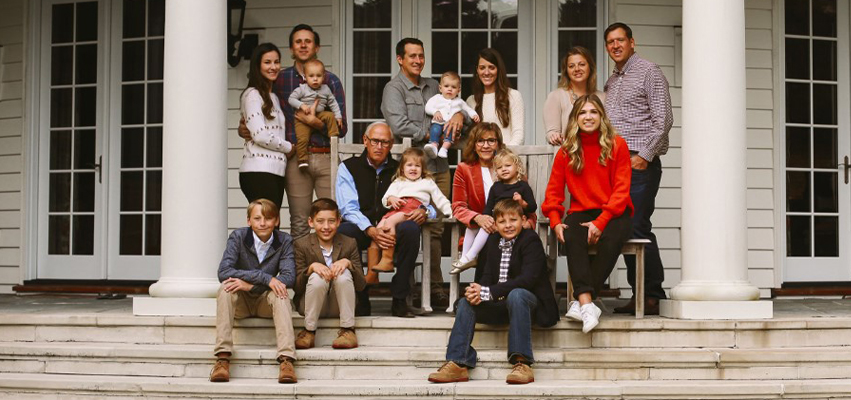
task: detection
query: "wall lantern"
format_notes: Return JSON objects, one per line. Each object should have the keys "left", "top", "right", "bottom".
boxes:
{"left": 227, "top": 0, "right": 257, "bottom": 67}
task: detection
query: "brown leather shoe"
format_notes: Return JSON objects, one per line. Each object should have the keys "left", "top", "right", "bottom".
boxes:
{"left": 332, "top": 328, "right": 358, "bottom": 349}
{"left": 278, "top": 358, "right": 297, "bottom": 384}
{"left": 209, "top": 358, "right": 230, "bottom": 382}
{"left": 645, "top": 297, "right": 660, "bottom": 316}
{"left": 294, "top": 329, "right": 315, "bottom": 349}
{"left": 428, "top": 361, "right": 469, "bottom": 383}
{"left": 391, "top": 298, "right": 414, "bottom": 318}
{"left": 505, "top": 362, "right": 534, "bottom": 384}
{"left": 613, "top": 297, "right": 636, "bottom": 314}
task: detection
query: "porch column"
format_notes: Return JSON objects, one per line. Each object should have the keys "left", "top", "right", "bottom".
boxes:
{"left": 660, "top": 0, "right": 772, "bottom": 319}
{"left": 133, "top": 0, "right": 227, "bottom": 316}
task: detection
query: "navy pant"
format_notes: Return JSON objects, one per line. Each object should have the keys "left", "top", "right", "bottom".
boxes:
{"left": 445, "top": 288, "right": 537, "bottom": 368}
{"left": 338, "top": 220, "right": 421, "bottom": 300}
{"left": 623, "top": 156, "right": 667, "bottom": 300}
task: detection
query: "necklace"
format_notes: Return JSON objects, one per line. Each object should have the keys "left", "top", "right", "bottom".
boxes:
{"left": 568, "top": 87, "right": 579, "bottom": 102}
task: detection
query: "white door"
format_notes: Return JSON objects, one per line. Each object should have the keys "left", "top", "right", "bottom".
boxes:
{"left": 783, "top": 0, "right": 851, "bottom": 281}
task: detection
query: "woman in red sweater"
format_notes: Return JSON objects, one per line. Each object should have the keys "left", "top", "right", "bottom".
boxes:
{"left": 541, "top": 94, "right": 633, "bottom": 333}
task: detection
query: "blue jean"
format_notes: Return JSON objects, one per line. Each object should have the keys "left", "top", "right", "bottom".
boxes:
{"left": 623, "top": 156, "right": 667, "bottom": 300}
{"left": 445, "top": 288, "right": 538, "bottom": 368}
{"left": 429, "top": 123, "right": 453, "bottom": 144}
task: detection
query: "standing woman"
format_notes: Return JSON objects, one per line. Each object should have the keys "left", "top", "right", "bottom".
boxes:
{"left": 541, "top": 94, "right": 632, "bottom": 334}
{"left": 239, "top": 43, "right": 293, "bottom": 208}
{"left": 466, "top": 48, "right": 525, "bottom": 145}
{"left": 543, "top": 46, "right": 604, "bottom": 146}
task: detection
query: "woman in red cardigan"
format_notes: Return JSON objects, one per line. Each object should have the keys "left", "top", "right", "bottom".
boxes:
{"left": 541, "top": 94, "right": 633, "bottom": 334}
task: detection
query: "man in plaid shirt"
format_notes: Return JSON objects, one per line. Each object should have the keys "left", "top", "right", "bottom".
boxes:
{"left": 603, "top": 22, "right": 673, "bottom": 315}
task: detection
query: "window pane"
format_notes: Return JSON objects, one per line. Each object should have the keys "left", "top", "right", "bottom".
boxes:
{"left": 785, "top": 126, "right": 810, "bottom": 168}
{"left": 75, "top": 87, "right": 97, "bottom": 127}
{"left": 148, "top": 39, "right": 165, "bottom": 80}
{"left": 353, "top": 32, "right": 391, "bottom": 74}
{"left": 558, "top": 0, "right": 596, "bottom": 28}
{"left": 122, "top": 84, "right": 145, "bottom": 124}
{"left": 353, "top": 77, "right": 391, "bottom": 119}
{"left": 812, "top": 40, "right": 836, "bottom": 81}
{"left": 813, "top": 128, "right": 837, "bottom": 168}
{"left": 812, "top": 83, "right": 836, "bottom": 125}
{"left": 52, "top": 3, "right": 74, "bottom": 44}
{"left": 76, "top": 2, "right": 98, "bottom": 42}
{"left": 123, "top": 0, "right": 147, "bottom": 38}
{"left": 73, "top": 173, "right": 95, "bottom": 212}
{"left": 121, "top": 171, "right": 144, "bottom": 211}
{"left": 433, "top": 0, "right": 459, "bottom": 28}
{"left": 120, "top": 215, "right": 143, "bottom": 255}
{"left": 431, "top": 32, "right": 458, "bottom": 77}
{"left": 461, "top": 32, "right": 488, "bottom": 75}
{"left": 122, "top": 128, "right": 144, "bottom": 168}
{"left": 813, "top": 171, "right": 838, "bottom": 213}
{"left": 785, "top": 0, "right": 809, "bottom": 35}
{"left": 145, "top": 214, "right": 161, "bottom": 255}
{"left": 812, "top": 0, "right": 837, "bottom": 37}
{"left": 49, "top": 173, "right": 71, "bottom": 212}
{"left": 74, "top": 130, "right": 96, "bottom": 169}
{"left": 146, "top": 127, "right": 163, "bottom": 167}
{"left": 785, "top": 38, "right": 809, "bottom": 80}
{"left": 146, "top": 170, "right": 162, "bottom": 211}
{"left": 51, "top": 88, "right": 73, "bottom": 128}
{"left": 148, "top": 0, "right": 165, "bottom": 36}
{"left": 491, "top": 0, "right": 517, "bottom": 29}
{"left": 123, "top": 41, "right": 145, "bottom": 82}
{"left": 147, "top": 83, "right": 163, "bottom": 123}
{"left": 353, "top": 0, "right": 392, "bottom": 28}
{"left": 462, "top": 77, "right": 474, "bottom": 103}
{"left": 786, "top": 171, "right": 811, "bottom": 212}
{"left": 491, "top": 31, "right": 517, "bottom": 75}
{"left": 72, "top": 215, "right": 95, "bottom": 255}
{"left": 48, "top": 215, "right": 71, "bottom": 255}
{"left": 75, "top": 44, "right": 97, "bottom": 84}
{"left": 785, "top": 82, "right": 810, "bottom": 123}
{"left": 814, "top": 216, "right": 838, "bottom": 257}
{"left": 51, "top": 46, "right": 73, "bottom": 86}
{"left": 786, "top": 215, "right": 811, "bottom": 256}
{"left": 50, "top": 131, "right": 72, "bottom": 170}
{"left": 462, "top": 0, "right": 488, "bottom": 28}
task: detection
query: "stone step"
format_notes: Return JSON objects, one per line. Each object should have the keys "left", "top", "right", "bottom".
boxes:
{"left": 3, "top": 341, "right": 851, "bottom": 381}
{"left": 3, "top": 314, "right": 851, "bottom": 349}
{"left": 2, "top": 372, "right": 851, "bottom": 399}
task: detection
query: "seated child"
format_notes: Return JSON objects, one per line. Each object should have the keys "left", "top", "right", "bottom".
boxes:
{"left": 452, "top": 149, "right": 537, "bottom": 273}
{"left": 370, "top": 148, "right": 452, "bottom": 272}
{"left": 288, "top": 59, "right": 343, "bottom": 171}
{"left": 293, "top": 198, "right": 366, "bottom": 350}
{"left": 424, "top": 71, "right": 479, "bottom": 159}
{"left": 211, "top": 199, "right": 298, "bottom": 384}
{"left": 428, "top": 199, "right": 559, "bottom": 385}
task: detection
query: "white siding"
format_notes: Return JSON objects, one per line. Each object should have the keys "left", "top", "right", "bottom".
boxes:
{"left": 608, "top": 0, "right": 776, "bottom": 297}
{"left": 0, "top": 0, "right": 23, "bottom": 293}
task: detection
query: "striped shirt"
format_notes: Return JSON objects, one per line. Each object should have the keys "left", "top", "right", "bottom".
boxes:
{"left": 603, "top": 53, "right": 673, "bottom": 162}
{"left": 480, "top": 237, "right": 515, "bottom": 301}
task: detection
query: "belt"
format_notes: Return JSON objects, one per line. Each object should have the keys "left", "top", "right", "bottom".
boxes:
{"left": 308, "top": 146, "right": 330, "bottom": 154}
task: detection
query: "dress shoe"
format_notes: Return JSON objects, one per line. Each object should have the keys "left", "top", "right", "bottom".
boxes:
{"left": 294, "top": 329, "right": 315, "bottom": 349}
{"left": 209, "top": 357, "right": 230, "bottom": 382}
{"left": 332, "top": 328, "right": 358, "bottom": 349}
{"left": 391, "top": 298, "right": 414, "bottom": 318}
{"left": 431, "top": 291, "right": 449, "bottom": 308}
{"left": 450, "top": 258, "right": 476, "bottom": 274}
{"left": 278, "top": 358, "right": 297, "bottom": 384}
{"left": 613, "top": 297, "right": 636, "bottom": 314}
{"left": 645, "top": 297, "right": 660, "bottom": 316}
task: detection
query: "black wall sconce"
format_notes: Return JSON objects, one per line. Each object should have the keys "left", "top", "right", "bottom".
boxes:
{"left": 227, "top": 0, "right": 258, "bottom": 67}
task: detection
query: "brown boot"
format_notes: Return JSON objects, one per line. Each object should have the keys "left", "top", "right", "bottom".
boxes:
{"left": 278, "top": 357, "right": 297, "bottom": 384}
{"left": 428, "top": 361, "right": 469, "bottom": 383}
{"left": 209, "top": 357, "right": 230, "bottom": 382}
{"left": 505, "top": 362, "right": 534, "bottom": 384}
{"left": 372, "top": 245, "right": 395, "bottom": 272}
{"left": 294, "top": 329, "right": 315, "bottom": 349}
{"left": 332, "top": 328, "right": 358, "bottom": 349}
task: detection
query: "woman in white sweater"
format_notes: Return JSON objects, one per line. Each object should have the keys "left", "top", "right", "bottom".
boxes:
{"left": 542, "top": 46, "right": 605, "bottom": 146}
{"left": 239, "top": 43, "right": 293, "bottom": 208}
{"left": 466, "top": 48, "right": 524, "bottom": 146}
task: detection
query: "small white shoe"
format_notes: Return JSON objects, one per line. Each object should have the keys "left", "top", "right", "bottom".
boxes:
{"left": 424, "top": 143, "right": 438, "bottom": 159}
{"left": 580, "top": 303, "right": 602, "bottom": 334}
{"left": 565, "top": 301, "right": 582, "bottom": 321}
{"left": 437, "top": 148, "right": 449, "bottom": 158}
{"left": 450, "top": 257, "right": 476, "bottom": 274}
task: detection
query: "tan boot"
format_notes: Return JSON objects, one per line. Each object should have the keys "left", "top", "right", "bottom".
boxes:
{"left": 294, "top": 329, "right": 315, "bottom": 350}
{"left": 372, "top": 245, "right": 395, "bottom": 272}
{"left": 331, "top": 328, "right": 358, "bottom": 349}
{"left": 428, "top": 361, "right": 468, "bottom": 383}
{"left": 278, "top": 357, "right": 297, "bottom": 384}
{"left": 505, "top": 362, "right": 534, "bottom": 384}
{"left": 366, "top": 243, "right": 381, "bottom": 283}
{"left": 209, "top": 357, "right": 230, "bottom": 382}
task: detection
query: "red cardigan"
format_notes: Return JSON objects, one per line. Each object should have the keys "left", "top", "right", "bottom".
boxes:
{"left": 452, "top": 161, "right": 537, "bottom": 229}
{"left": 542, "top": 132, "right": 633, "bottom": 232}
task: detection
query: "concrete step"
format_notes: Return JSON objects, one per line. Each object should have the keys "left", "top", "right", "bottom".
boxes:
{"left": 4, "top": 313, "right": 851, "bottom": 349}
{"left": 3, "top": 341, "right": 851, "bottom": 381}
{"left": 2, "top": 372, "right": 851, "bottom": 399}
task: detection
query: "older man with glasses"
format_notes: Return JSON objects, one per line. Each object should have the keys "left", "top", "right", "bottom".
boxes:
{"left": 336, "top": 121, "right": 436, "bottom": 318}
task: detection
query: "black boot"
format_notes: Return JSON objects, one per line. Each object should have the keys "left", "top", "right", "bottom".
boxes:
{"left": 391, "top": 298, "right": 414, "bottom": 318}
{"left": 355, "top": 288, "right": 371, "bottom": 317}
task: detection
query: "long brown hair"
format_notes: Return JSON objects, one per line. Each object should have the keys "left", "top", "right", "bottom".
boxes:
{"left": 557, "top": 46, "right": 597, "bottom": 94}
{"left": 244, "top": 43, "right": 281, "bottom": 120}
{"left": 393, "top": 148, "right": 433, "bottom": 181}
{"left": 562, "top": 94, "right": 618, "bottom": 173}
{"left": 472, "top": 48, "right": 512, "bottom": 128}
{"left": 461, "top": 122, "right": 504, "bottom": 164}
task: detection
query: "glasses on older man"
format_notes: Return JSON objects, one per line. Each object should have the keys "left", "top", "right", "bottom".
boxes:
{"left": 476, "top": 138, "right": 498, "bottom": 146}
{"left": 366, "top": 137, "right": 393, "bottom": 148}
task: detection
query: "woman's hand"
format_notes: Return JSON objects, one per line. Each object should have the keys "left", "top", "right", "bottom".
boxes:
{"left": 554, "top": 223, "right": 567, "bottom": 243}
{"left": 580, "top": 222, "right": 601, "bottom": 245}
{"left": 546, "top": 131, "right": 563, "bottom": 146}
{"left": 387, "top": 196, "right": 406, "bottom": 210}
{"left": 474, "top": 214, "right": 496, "bottom": 234}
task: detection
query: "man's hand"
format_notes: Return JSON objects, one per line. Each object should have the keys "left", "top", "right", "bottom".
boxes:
{"left": 433, "top": 111, "right": 444, "bottom": 123}
{"left": 223, "top": 277, "right": 252, "bottom": 294}
{"left": 308, "top": 99, "right": 319, "bottom": 115}
{"left": 580, "top": 222, "right": 601, "bottom": 245}
{"left": 299, "top": 104, "right": 312, "bottom": 115}
{"left": 310, "top": 262, "right": 334, "bottom": 282}
{"left": 330, "top": 259, "right": 351, "bottom": 277}
{"left": 546, "top": 131, "right": 563, "bottom": 146}
{"left": 474, "top": 214, "right": 496, "bottom": 234}
{"left": 554, "top": 223, "right": 567, "bottom": 243}
{"left": 405, "top": 207, "right": 427, "bottom": 225}
{"left": 238, "top": 117, "right": 251, "bottom": 140}
{"left": 294, "top": 109, "right": 323, "bottom": 130}
{"left": 387, "top": 196, "right": 407, "bottom": 210}
{"left": 268, "top": 277, "right": 288, "bottom": 299}
{"left": 631, "top": 155, "right": 649, "bottom": 170}
{"left": 366, "top": 226, "right": 396, "bottom": 249}
{"left": 465, "top": 283, "right": 482, "bottom": 305}
{"left": 443, "top": 112, "right": 465, "bottom": 137}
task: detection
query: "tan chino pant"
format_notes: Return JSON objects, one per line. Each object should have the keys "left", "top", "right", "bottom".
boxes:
{"left": 285, "top": 154, "right": 332, "bottom": 239}
{"left": 298, "top": 269, "right": 356, "bottom": 331}
{"left": 214, "top": 284, "right": 296, "bottom": 361}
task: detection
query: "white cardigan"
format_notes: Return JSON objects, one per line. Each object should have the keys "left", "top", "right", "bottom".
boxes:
{"left": 240, "top": 88, "right": 293, "bottom": 177}
{"left": 466, "top": 88, "right": 525, "bottom": 145}
{"left": 382, "top": 178, "right": 452, "bottom": 216}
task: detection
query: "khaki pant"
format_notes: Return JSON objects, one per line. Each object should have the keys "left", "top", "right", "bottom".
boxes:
{"left": 286, "top": 153, "right": 332, "bottom": 239}
{"left": 428, "top": 170, "right": 451, "bottom": 293}
{"left": 293, "top": 111, "right": 339, "bottom": 165}
{"left": 214, "top": 285, "right": 296, "bottom": 361}
{"left": 298, "top": 269, "right": 355, "bottom": 331}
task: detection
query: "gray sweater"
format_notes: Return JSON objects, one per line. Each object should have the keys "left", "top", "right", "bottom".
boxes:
{"left": 288, "top": 83, "right": 342, "bottom": 118}
{"left": 217, "top": 227, "right": 296, "bottom": 294}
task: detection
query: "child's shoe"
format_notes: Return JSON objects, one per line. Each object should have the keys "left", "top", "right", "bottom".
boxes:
{"left": 437, "top": 148, "right": 448, "bottom": 158}
{"left": 423, "top": 143, "right": 439, "bottom": 159}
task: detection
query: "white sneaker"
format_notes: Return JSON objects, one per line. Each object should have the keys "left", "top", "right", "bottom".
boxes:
{"left": 565, "top": 301, "right": 582, "bottom": 321}
{"left": 580, "top": 303, "right": 602, "bottom": 333}
{"left": 437, "top": 148, "right": 448, "bottom": 158}
{"left": 424, "top": 143, "right": 438, "bottom": 159}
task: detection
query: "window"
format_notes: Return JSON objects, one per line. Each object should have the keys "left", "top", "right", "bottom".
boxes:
{"left": 554, "top": 0, "right": 602, "bottom": 88}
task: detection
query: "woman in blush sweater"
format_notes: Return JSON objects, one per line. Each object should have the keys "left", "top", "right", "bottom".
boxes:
{"left": 466, "top": 48, "right": 525, "bottom": 146}
{"left": 541, "top": 94, "right": 633, "bottom": 334}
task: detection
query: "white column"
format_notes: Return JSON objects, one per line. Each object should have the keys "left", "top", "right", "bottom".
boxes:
{"left": 660, "top": 0, "right": 772, "bottom": 319}
{"left": 133, "top": 0, "right": 227, "bottom": 316}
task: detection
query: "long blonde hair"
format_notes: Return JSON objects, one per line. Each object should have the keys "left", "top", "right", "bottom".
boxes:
{"left": 393, "top": 148, "right": 433, "bottom": 181}
{"left": 562, "top": 94, "right": 618, "bottom": 173}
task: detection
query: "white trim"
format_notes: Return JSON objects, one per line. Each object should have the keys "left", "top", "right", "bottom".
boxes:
{"left": 772, "top": 0, "right": 785, "bottom": 288}
{"left": 23, "top": 0, "right": 42, "bottom": 281}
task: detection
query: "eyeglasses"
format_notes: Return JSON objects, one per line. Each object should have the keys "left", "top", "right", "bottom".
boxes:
{"left": 366, "top": 137, "right": 393, "bottom": 148}
{"left": 476, "top": 138, "right": 498, "bottom": 146}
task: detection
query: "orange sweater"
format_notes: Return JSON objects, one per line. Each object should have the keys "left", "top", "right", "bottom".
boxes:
{"left": 542, "top": 132, "right": 633, "bottom": 232}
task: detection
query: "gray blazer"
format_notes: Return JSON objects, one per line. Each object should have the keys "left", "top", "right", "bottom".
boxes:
{"left": 217, "top": 227, "right": 296, "bottom": 295}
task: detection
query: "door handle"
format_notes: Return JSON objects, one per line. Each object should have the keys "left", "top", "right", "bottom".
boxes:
{"left": 87, "top": 155, "right": 102, "bottom": 184}
{"left": 842, "top": 156, "right": 851, "bottom": 184}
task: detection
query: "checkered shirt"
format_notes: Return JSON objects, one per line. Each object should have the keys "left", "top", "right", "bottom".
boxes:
{"left": 603, "top": 53, "right": 673, "bottom": 162}
{"left": 273, "top": 65, "right": 348, "bottom": 148}
{"left": 480, "top": 237, "right": 515, "bottom": 302}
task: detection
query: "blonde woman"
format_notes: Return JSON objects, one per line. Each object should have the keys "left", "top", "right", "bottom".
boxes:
{"left": 541, "top": 94, "right": 632, "bottom": 334}
{"left": 542, "top": 46, "right": 605, "bottom": 146}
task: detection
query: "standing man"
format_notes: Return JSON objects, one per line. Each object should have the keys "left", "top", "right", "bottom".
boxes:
{"left": 381, "top": 38, "right": 467, "bottom": 308}
{"left": 336, "top": 121, "right": 434, "bottom": 318}
{"left": 238, "top": 24, "right": 347, "bottom": 240}
{"left": 603, "top": 22, "right": 673, "bottom": 315}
